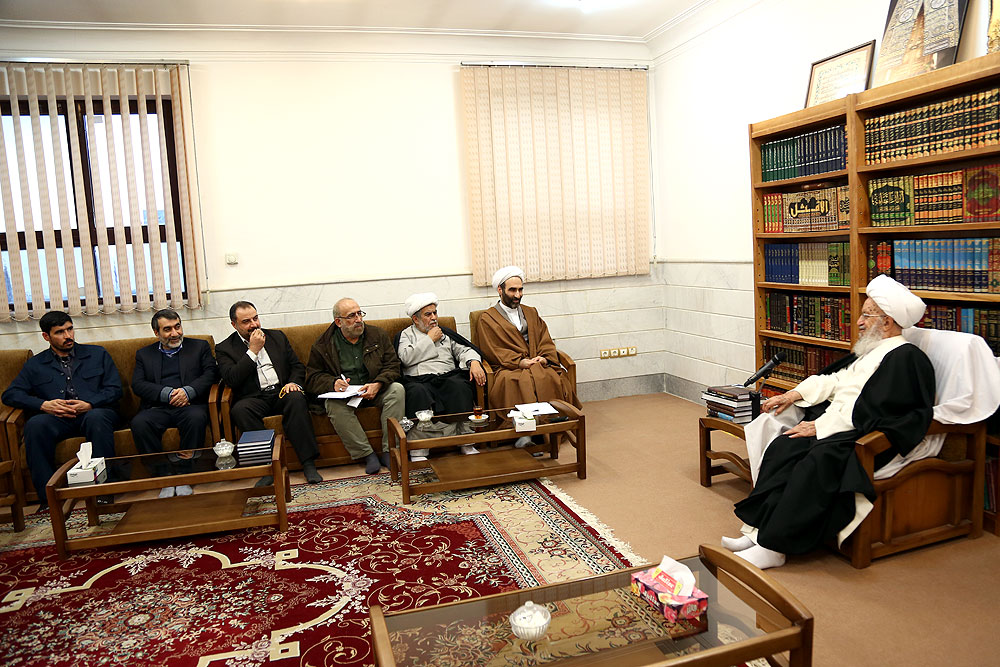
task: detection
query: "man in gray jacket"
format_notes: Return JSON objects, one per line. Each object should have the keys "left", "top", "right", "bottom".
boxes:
{"left": 397, "top": 293, "right": 486, "bottom": 460}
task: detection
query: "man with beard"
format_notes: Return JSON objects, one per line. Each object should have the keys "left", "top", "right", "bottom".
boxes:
{"left": 723, "top": 275, "right": 935, "bottom": 569}
{"left": 131, "top": 308, "right": 219, "bottom": 497}
{"left": 216, "top": 301, "right": 322, "bottom": 486}
{"left": 475, "top": 266, "right": 580, "bottom": 410}
{"left": 396, "top": 292, "right": 486, "bottom": 461}
{"left": 2, "top": 311, "right": 121, "bottom": 510}
{"left": 305, "top": 298, "right": 404, "bottom": 475}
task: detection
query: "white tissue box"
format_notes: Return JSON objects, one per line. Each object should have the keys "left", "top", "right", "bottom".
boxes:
{"left": 513, "top": 415, "right": 536, "bottom": 432}
{"left": 67, "top": 457, "right": 107, "bottom": 486}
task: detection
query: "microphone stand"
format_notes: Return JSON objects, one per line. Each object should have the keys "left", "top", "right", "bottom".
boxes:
{"left": 742, "top": 370, "right": 776, "bottom": 420}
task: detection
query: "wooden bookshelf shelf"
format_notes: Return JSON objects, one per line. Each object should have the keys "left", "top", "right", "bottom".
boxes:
{"left": 762, "top": 377, "right": 797, "bottom": 392}
{"left": 756, "top": 282, "right": 851, "bottom": 293}
{"left": 859, "top": 223, "right": 1000, "bottom": 236}
{"left": 851, "top": 287, "right": 1000, "bottom": 303}
{"left": 857, "top": 144, "right": 1000, "bottom": 173}
{"left": 759, "top": 330, "right": 852, "bottom": 350}
{"left": 753, "top": 169, "right": 848, "bottom": 189}
{"left": 756, "top": 231, "right": 850, "bottom": 241}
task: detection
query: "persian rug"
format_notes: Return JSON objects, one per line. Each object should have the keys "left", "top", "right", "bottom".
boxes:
{"left": 0, "top": 474, "right": 643, "bottom": 667}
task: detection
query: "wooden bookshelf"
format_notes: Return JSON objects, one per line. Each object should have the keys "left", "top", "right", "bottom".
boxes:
{"left": 749, "top": 52, "right": 1000, "bottom": 527}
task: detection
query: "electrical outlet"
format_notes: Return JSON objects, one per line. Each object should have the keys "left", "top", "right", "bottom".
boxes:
{"left": 618, "top": 347, "right": 628, "bottom": 357}
{"left": 600, "top": 349, "right": 610, "bottom": 359}
{"left": 628, "top": 346, "right": 637, "bottom": 356}
{"left": 610, "top": 348, "right": 619, "bottom": 358}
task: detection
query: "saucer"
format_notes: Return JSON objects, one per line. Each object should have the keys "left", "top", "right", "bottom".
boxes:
{"left": 468, "top": 414, "right": 489, "bottom": 422}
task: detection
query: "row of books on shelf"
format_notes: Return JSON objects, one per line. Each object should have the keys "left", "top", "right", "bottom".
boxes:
{"left": 869, "top": 164, "right": 1000, "bottom": 226}
{"left": 986, "top": 456, "right": 998, "bottom": 514}
{"left": 867, "top": 238, "right": 1000, "bottom": 293}
{"left": 760, "top": 124, "right": 847, "bottom": 182}
{"left": 764, "top": 293, "right": 851, "bottom": 342}
{"left": 702, "top": 385, "right": 756, "bottom": 425}
{"left": 762, "top": 185, "right": 850, "bottom": 232}
{"left": 762, "top": 340, "right": 845, "bottom": 384}
{"left": 763, "top": 242, "right": 852, "bottom": 285}
{"left": 917, "top": 305, "right": 1000, "bottom": 355}
{"left": 864, "top": 87, "right": 1000, "bottom": 164}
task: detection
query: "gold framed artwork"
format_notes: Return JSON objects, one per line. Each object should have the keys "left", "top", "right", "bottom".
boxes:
{"left": 872, "top": 0, "right": 969, "bottom": 88}
{"left": 805, "top": 41, "right": 876, "bottom": 107}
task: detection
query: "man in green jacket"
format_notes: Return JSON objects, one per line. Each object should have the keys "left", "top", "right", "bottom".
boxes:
{"left": 305, "top": 298, "right": 404, "bottom": 474}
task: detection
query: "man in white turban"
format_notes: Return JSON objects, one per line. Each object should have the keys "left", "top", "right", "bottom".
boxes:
{"left": 397, "top": 293, "right": 486, "bottom": 461}
{"left": 723, "top": 275, "right": 936, "bottom": 569}
{"left": 475, "top": 266, "right": 581, "bottom": 411}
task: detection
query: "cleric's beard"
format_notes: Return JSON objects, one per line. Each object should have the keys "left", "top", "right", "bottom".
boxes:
{"left": 853, "top": 323, "right": 885, "bottom": 357}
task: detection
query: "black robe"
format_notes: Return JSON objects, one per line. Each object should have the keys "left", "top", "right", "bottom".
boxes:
{"left": 734, "top": 343, "right": 935, "bottom": 555}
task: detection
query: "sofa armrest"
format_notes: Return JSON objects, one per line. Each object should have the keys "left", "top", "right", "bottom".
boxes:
{"left": 208, "top": 383, "right": 222, "bottom": 444}
{"left": 218, "top": 385, "right": 234, "bottom": 442}
{"left": 556, "top": 349, "right": 576, "bottom": 388}
{"left": 478, "top": 360, "right": 492, "bottom": 408}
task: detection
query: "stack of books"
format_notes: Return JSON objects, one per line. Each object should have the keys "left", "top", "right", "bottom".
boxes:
{"left": 236, "top": 429, "right": 276, "bottom": 467}
{"left": 702, "top": 386, "right": 755, "bottom": 425}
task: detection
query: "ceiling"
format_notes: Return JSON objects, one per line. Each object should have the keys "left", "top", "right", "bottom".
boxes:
{"left": 0, "top": 0, "right": 708, "bottom": 41}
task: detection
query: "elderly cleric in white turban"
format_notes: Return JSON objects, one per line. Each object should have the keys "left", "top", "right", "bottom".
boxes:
{"left": 865, "top": 274, "right": 926, "bottom": 328}
{"left": 404, "top": 292, "right": 437, "bottom": 317}
{"left": 491, "top": 265, "right": 525, "bottom": 292}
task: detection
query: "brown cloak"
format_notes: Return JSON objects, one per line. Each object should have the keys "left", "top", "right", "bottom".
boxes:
{"left": 476, "top": 304, "right": 581, "bottom": 409}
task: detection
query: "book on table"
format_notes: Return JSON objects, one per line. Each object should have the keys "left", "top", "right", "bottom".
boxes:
{"left": 236, "top": 429, "right": 275, "bottom": 466}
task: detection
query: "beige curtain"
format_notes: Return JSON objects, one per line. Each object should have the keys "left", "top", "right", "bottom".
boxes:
{"left": 462, "top": 65, "right": 651, "bottom": 286}
{"left": 0, "top": 62, "right": 203, "bottom": 322}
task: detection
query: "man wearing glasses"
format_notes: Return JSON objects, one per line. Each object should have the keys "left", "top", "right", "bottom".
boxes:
{"left": 305, "top": 298, "right": 404, "bottom": 475}
{"left": 722, "top": 275, "right": 936, "bottom": 570}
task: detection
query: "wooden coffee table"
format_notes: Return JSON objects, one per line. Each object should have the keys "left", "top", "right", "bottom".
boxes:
{"left": 45, "top": 436, "right": 291, "bottom": 559}
{"left": 370, "top": 543, "right": 813, "bottom": 666}
{"left": 386, "top": 400, "right": 586, "bottom": 503}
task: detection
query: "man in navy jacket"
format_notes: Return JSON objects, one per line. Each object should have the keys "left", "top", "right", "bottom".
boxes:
{"left": 2, "top": 311, "right": 121, "bottom": 508}
{"left": 131, "top": 308, "right": 219, "bottom": 497}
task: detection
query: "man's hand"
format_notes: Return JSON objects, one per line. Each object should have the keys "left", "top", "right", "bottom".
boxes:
{"left": 248, "top": 328, "right": 266, "bottom": 355}
{"left": 427, "top": 326, "right": 443, "bottom": 343}
{"left": 280, "top": 382, "right": 302, "bottom": 397}
{"left": 784, "top": 420, "right": 817, "bottom": 439}
{"left": 359, "top": 382, "right": 382, "bottom": 400}
{"left": 40, "top": 399, "right": 76, "bottom": 418}
{"left": 761, "top": 390, "right": 802, "bottom": 415}
{"left": 532, "top": 356, "right": 548, "bottom": 367}
{"left": 169, "top": 387, "right": 190, "bottom": 407}
{"left": 334, "top": 376, "right": 351, "bottom": 392}
{"left": 518, "top": 358, "right": 537, "bottom": 369}
{"left": 64, "top": 400, "right": 92, "bottom": 415}
{"left": 469, "top": 360, "right": 486, "bottom": 386}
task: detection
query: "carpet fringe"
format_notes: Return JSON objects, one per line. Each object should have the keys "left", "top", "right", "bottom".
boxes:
{"left": 538, "top": 478, "right": 645, "bottom": 566}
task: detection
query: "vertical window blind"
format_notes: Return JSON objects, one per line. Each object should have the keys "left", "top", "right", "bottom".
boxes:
{"left": 462, "top": 65, "right": 651, "bottom": 287}
{"left": 0, "top": 62, "right": 203, "bottom": 322}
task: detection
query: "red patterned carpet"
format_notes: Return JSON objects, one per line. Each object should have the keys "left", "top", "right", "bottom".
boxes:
{"left": 0, "top": 474, "right": 641, "bottom": 666}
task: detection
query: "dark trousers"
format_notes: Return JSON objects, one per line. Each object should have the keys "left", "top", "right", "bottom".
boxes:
{"left": 24, "top": 408, "right": 117, "bottom": 501}
{"left": 131, "top": 405, "right": 209, "bottom": 477}
{"left": 231, "top": 390, "right": 318, "bottom": 465}
{"left": 402, "top": 369, "right": 475, "bottom": 418}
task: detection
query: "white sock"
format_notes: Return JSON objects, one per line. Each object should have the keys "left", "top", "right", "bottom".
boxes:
{"left": 734, "top": 544, "right": 786, "bottom": 570}
{"left": 175, "top": 485, "right": 193, "bottom": 496}
{"left": 158, "top": 486, "right": 176, "bottom": 498}
{"left": 460, "top": 445, "right": 479, "bottom": 455}
{"left": 514, "top": 436, "right": 532, "bottom": 448}
{"left": 721, "top": 535, "right": 754, "bottom": 552}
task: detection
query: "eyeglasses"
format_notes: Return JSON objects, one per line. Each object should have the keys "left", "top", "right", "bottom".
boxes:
{"left": 859, "top": 312, "right": 883, "bottom": 319}
{"left": 338, "top": 310, "right": 366, "bottom": 321}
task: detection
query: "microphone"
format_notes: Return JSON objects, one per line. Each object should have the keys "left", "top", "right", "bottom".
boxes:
{"left": 744, "top": 351, "right": 787, "bottom": 386}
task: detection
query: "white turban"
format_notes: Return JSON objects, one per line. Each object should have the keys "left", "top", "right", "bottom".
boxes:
{"left": 491, "top": 265, "right": 524, "bottom": 292}
{"left": 404, "top": 292, "right": 437, "bottom": 317}
{"left": 865, "top": 274, "right": 925, "bottom": 328}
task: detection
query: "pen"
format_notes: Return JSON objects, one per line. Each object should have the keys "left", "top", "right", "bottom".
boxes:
{"left": 339, "top": 374, "right": 347, "bottom": 390}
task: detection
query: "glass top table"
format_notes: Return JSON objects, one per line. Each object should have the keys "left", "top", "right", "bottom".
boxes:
{"left": 45, "top": 439, "right": 290, "bottom": 559}
{"left": 369, "top": 544, "right": 813, "bottom": 666}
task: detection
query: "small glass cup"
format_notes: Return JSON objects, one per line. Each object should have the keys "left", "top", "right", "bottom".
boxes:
{"left": 473, "top": 405, "right": 484, "bottom": 418}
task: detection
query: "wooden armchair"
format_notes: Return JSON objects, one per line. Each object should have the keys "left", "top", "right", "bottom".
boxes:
{"left": 700, "top": 329, "right": 997, "bottom": 568}
{"left": 0, "top": 349, "right": 32, "bottom": 531}
{"left": 5, "top": 335, "right": 220, "bottom": 505}
{"left": 218, "top": 316, "right": 484, "bottom": 470}
{"left": 469, "top": 308, "right": 577, "bottom": 408}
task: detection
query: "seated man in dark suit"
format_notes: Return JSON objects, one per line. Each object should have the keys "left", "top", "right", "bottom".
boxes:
{"left": 2, "top": 311, "right": 121, "bottom": 510}
{"left": 216, "top": 301, "right": 322, "bottom": 487}
{"left": 131, "top": 308, "right": 219, "bottom": 498}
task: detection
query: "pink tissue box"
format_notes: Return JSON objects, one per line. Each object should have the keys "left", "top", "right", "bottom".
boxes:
{"left": 630, "top": 567, "right": 709, "bottom": 623}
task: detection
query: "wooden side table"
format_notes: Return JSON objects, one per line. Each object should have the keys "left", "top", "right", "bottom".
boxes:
{"left": 698, "top": 416, "right": 752, "bottom": 488}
